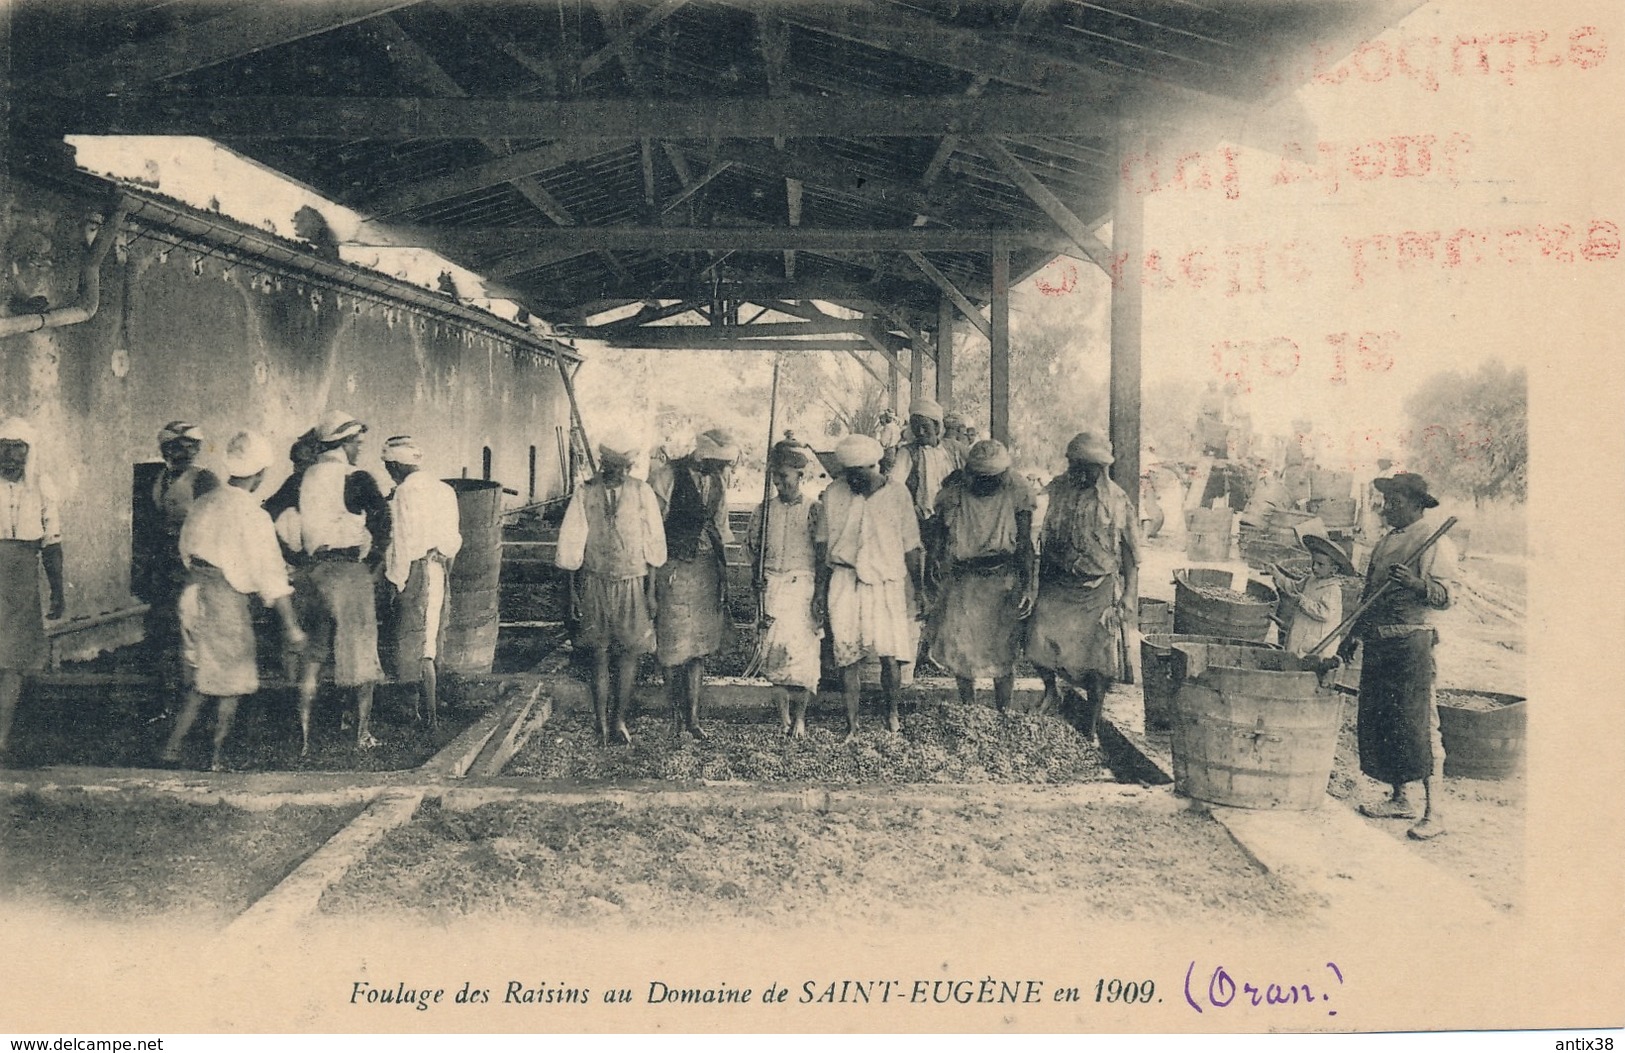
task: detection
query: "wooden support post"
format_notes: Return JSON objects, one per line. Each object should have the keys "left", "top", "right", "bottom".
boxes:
{"left": 990, "top": 247, "right": 1011, "bottom": 445}
{"left": 936, "top": 294, "right": 955, "bottom": 409}
{"left": 910, "top": 332, "right": 926, "bottom": 407}
{"left": 1110, "top": 129, "right": 1144, "bottom": 510}
{"left": 888, "top": 354, "right": 902, "bottom": 416}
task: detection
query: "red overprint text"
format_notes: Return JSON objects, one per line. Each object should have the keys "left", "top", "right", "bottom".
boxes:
{"left": 1210, "top": 331, "right": 1398, "bottom": 393}
{"left": 1120, "top": 132, "right": 1470, "bottom": 201}
{"left": 1343, "top": 219, "right": 1619, "bottom": 286}
{"left": 1261, "top": 25, "right": 1607, "bottom": 92}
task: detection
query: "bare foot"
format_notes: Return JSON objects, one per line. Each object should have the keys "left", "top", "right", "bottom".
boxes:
{"left": 356, "top": 730, "right": 380, "bottom": 750}
{"left": 885, "top": 710, "right": 901, "bottom": 733}
{"left": 841, "top": 724, "right": 859, "bottom": 744}
{"left": 790, "top": 720, "right": 806, "bottom": 739}
{"left": 1359, "top": 799, "right": 1417, "bottom": 820}
{"left": 1407, "top": 817, "right": 1446, "bottom": 840}
{"left": 686, "top": 722, "right": 709, "bottom": 742}
{"left": 209, "top": 758, "right": 226, "bottom": 773}
{"left": 614, "top": 722, "right": 633, "bottom": 746}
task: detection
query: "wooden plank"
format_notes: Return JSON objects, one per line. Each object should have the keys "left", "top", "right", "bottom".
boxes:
{"left": 579, "top": 319, "right": 871, "bottom": 340}
{"left": 359, "top": 138, "right": 618, "bottom": 216}
{"left": 579, "top": 0, "right": 690, "bottom": 79}
{"left": 990, "top": 248, "right": 1011, "bottom": 445}
{"left": 640, "top": 138, "right": 657, "bottom": 214}
{"left": 716, "top": 140, "right": 974, "bottom": 225}
{"left": 604, "top": 333, "right": 901, "bottom": 352}
{"left": 48, "top": 0, "right": 418, "bottom": 94}
{"left": 906, "top": 251, "right": 991, "bottom": 340}
{"left": 354, "top": 223, "right": 1067, "bottom": 253}
{"left": 979, "top": 136, "right": 1113, "bottom": 273}
{"left": 659, "top": 161, "right": 733, "bottom": 215}
{"left": 39, "top": 93, "right": 1118, "bottom": 140}
{"left": 936, "top": 295, "right": 956, "bottom": 409}
{"left": 1109, "top": 129, "right": 1144, "bottom": 511}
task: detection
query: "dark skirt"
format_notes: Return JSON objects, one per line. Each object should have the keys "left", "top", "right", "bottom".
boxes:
{"left": 0, "top": 540, "right": 45, "bottom": 671}
{"left": 1357, "top": 630, "right": 1438, "bottom": 785}
{"left": 930, "top": 565, "right": 1023, "bottom": 680}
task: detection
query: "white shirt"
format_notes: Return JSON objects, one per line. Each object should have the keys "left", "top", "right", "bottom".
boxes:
{"left": 385, "top": 470, "right": 463, "bottom": 592}
{"left": 0, "top": 473, "right": 61, "bottom": 544}
{"left": 298, "top": 449, "right": 372, "bottom": 555}
{"left": 179, "top": 484, "right": 293, "bottom": 604}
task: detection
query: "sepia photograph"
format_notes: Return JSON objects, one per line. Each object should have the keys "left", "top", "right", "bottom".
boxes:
{"left": 0, "top": 0, "right": 1619, "bottom": 1040}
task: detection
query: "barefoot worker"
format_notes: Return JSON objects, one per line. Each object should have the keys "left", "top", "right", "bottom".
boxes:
{"left": 649, "top": 428, "right": 737, "bottom": 740}
{"left": 1026, "top": 431, "right": 1141, "bottom": 742}
{"left": 381, "top": 435, "right": 462, "bottom": 729}
{"left": 0, "top": 418, "right": 65, "bottom": 756}
{"left": 746, "top": 440, "right": 823, "bottom": 737}
{"left": 136, "top": 421, "right": 219, "bottom": 697}
{"left": 555, "top": 434, "right": 666, "bottom": 745}
{"left": 163, "top": 431, "right": 307, "bottom": 770}
{"left": 1337, "top": 471, "right": 1457, "bottom": 840}
{"left": 929, "top": 439, "right": 1037, "bottom": 714}
{"left": 292, "top": 410, "right": 391, "bottom": 753}
{"left": 815, "top": 433, "right": 925, "bottom": 741}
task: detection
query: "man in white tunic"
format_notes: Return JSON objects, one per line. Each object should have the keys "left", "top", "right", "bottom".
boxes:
{"left": 555, "top": 436, "right": 667, "bottom": 745}
{"left": 381, "top": 436, "right": 463, "bottom": 729}
{"left": 815, "top": 434, "right": 925, "bottom": 741}
{"left": 163, "top": 432, "right": 306, "bottom": 770}
{"left": 0, "top": 418, "right": 65, "bottom": 757}
{"left": 746, "top": 440, "right": 823, "bottom": 738}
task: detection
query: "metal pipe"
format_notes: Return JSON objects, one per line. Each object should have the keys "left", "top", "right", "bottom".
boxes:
{"left": 0, "top": 196, "right": 130, "bottom": 338}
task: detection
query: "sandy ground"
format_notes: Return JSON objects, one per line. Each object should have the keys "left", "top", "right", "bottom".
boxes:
{"left": 319, "top": 797, "right": 1312, "bottom": 927}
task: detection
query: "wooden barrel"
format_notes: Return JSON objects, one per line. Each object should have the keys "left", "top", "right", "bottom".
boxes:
{"left": 1137, "top": 598, "right": 1173, "bottom": 637}
{"left": 1240, "top": 538, "right": 1309, "bottom": 574}
{"left": 1437, "top": 690, "right": 1526, "bottom": 778}
{"left": 443, "top": 478, "right": 503, "bottom": 674}
{"left": 1167, "top": 642, "right": 1344, "bottom": 809}
{"left": 1173, "top": 569, "right": 1277, "bottom": 642}
{"left": 1185, "top": 506, "right": 1232, "bottom": 561}
{"left": 1140, "top": 634, "right": 1278, "bottom": 732}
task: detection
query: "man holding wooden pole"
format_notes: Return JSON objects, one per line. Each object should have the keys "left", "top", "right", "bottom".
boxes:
{"left": 1337, "top": 472, "right": 1458, "bottom": 840}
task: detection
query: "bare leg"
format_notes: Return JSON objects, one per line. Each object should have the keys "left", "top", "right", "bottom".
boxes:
{"left": 163, "top": 688, "right": 208, "bottom": 763}
{"left": 993, "top": 674, "right": 1014, "bottom": 714}
{"left": 1079, "top": 672, "right": 1106, "bottom": 743}
{"left": 841, "top": 663, "right": 861, "bottom": 742}
{"left": 297, "top": 662, "right": 319, "bottom": 756}
{"left": 1035, "top": 667, "right": 1062, "bottom": 715}
{"left": 355, "top": 682, "right": 378, "bottom": 748}
{"left": 0, "top": 670, "right": 22, "bottom": 753}
{"left": 612, "top": 650, "right": 639, "bottom": 745}
{"left": 665, "top": 665, "right": 684, "bottom": 738}
{"left": 1408, "top": 778, "right": 1446, "bottom": 838}
{"left": 420, "top": 658, "right": 439, "bottom": 730}
{"left": 881, "top": 658, "right": 901, "bottom": 733}
{"left": 955, "top": 676, "right": 976, "bottom": 707}
{"left": 210, "top": 695, "right": 240, "bottom": 771}
{"left": 592, "top": 646, "right": 612, "bottom": 745}
{"left": 789, "top": 687, "right": 808, "bottom": 739}
{"left": 685, "top": 657, "right": 707, "bottom": 740}
{"left": 775, "top": 686, "right": 791, "bottom": 734}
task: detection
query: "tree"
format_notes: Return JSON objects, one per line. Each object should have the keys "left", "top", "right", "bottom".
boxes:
{"left": 1402, "top": 360, "right": 1527, "bottom": 505}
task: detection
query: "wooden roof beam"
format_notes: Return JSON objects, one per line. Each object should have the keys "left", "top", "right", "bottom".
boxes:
{"left": 356, "top": 138, "right": 619, "bottom": 215}
{"left": 603, "top": 336, "right": 895, "bottom": 353}
{"left": 575, "top": 319, "right": 877, "bottom": 341}
{"left": 39, "top": 94, "right": 1117, "bottom": 140}
{"left": 366, "top": 16, "right": 631, "bottom": 282}
{"left": 978, "top": 137, "right": 1111, "bottom": 273}
{"left": 906, "top": 251, "right": 991, "bottom": 341}
{"left": 579, "top": 0, "right": 691, "bottom": 80}
{"left": 350, "top": 224, "right": 1072, "bottom": 253}
{"left": 45, "top": 0, "right": 420, "bottom": 95}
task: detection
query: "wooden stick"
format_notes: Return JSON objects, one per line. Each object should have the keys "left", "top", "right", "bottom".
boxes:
{"left": 742, "top": 355, "right": 783, "bottom": 679}
{"left": 1307, "top": 516, "right": 1457, "bottom": 657}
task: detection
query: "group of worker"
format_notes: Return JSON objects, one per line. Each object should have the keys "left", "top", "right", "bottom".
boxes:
{"left": 555, "top": 397, "right": 1141, "bottom": 747}
{"left": 0, "top": 411, "right": 463, "bottom": 771}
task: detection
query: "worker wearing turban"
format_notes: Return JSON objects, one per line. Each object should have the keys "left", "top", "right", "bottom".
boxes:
{"left": 138, "top": 418, "right": 221, "bottom": 706}
{"left": 815, "top": 423, "right": 925, "bottom": 740}
{"left": 647, "top": 427, "right": 739, "bottom": 739}
{"left": 1027, "top": 431, "right": 1141, "bottom": 742}
{"left": 746, "top": 440, "right": 824, "bottom": 737}
{"left": 0, "top": 417, "right": 65, "bottom": 756}
{"left": 928, "top": 440, "right": 1037, "bottom": 713}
